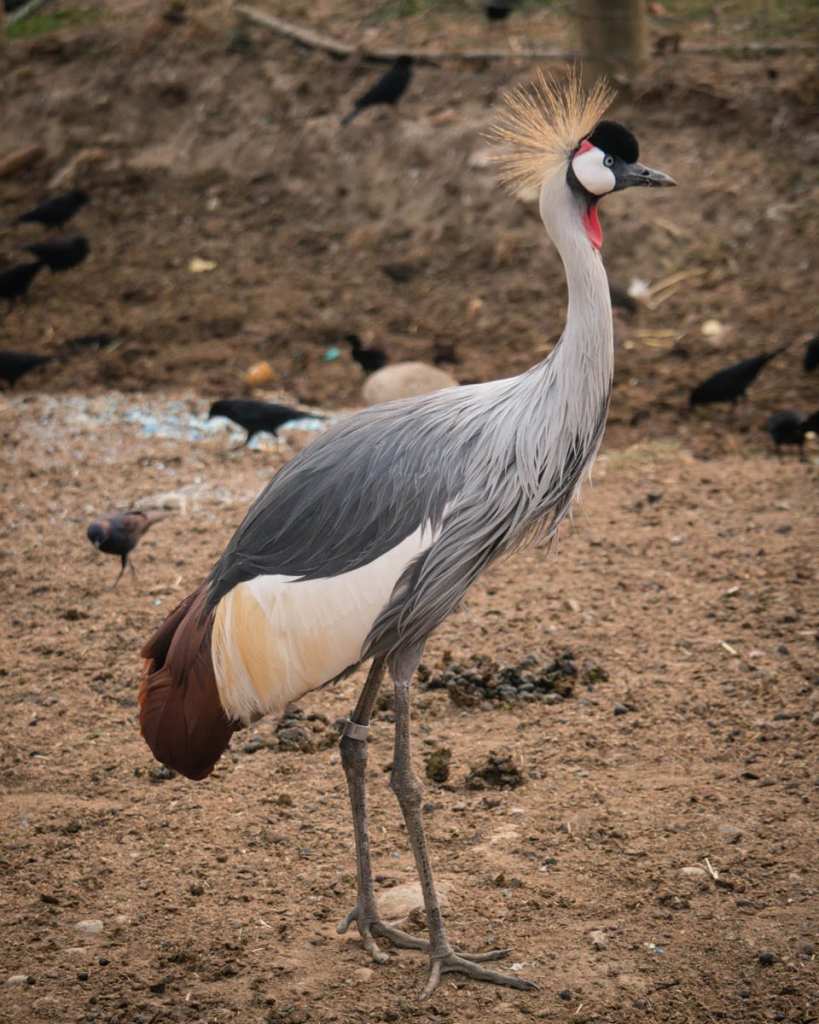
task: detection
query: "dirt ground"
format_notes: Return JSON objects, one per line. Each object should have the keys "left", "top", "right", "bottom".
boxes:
{"left": 1, "top": 3, "right": 818, "bottom": 1023}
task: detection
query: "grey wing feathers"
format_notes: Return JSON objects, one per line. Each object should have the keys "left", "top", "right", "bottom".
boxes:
{"left": 205, "top": 390, "right": 475, "bottom": 608}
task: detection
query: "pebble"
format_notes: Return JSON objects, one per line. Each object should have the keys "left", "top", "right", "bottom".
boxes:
{"left": 680, "top": 866, "right": 708, "bottom": 879}
{"left": 352, "top": 967, "right": 374, "bottom": 983}
{"left": 588, "top": 929, "right": 608, "bottom": 950}
{"left": 758, "top": 951, "right": 776, "bottom": 966}
{"left": 75, "top": 920, "right": 104, "bottom": 936}
{"left": 718, "top": 823, "right": 743, "bottom": 844}
{"left": 612, "top": 703, "right": 629, "bottom": 716}
{"left": 7, "top": 974, "right": 33, "bottom": 986}
{"left": 378, "top": 880, "right": 452, "bottom": 921}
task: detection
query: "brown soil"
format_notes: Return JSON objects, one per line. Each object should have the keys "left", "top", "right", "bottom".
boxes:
{"left": 1, "top": 4, "right": 817, "bottom": 1024}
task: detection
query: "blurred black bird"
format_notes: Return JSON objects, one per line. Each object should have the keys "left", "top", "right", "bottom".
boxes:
{"left": 804, "top": 334, "right": 819, "bottom": 372}
{"left": 346, "top": 333, "right": 387, "bottom": 374}
{"left": 0, "top": 349, "right": 51, "bottom": 388}
{"left": 485, "top": 1, "right": 517, "bottom": 21}
{"left": 87, "top": 509, "right": 166, "bottom": 586}
{"left": 0, "top": 261, "right": 44, "bottom": 309}
{"left": 609, "top": 284, "right": 639, "bottom": 315}
{"left": 689, "top": 343, "right": 790, "bottom": 408}
{"left": 208, "top": 399, "right": 322, "bottom": 449}
{"left": 341, "top": 56, "right": 413, "bottom": 126}
{"left": 25, "top": 235, "right": 89, "bottom": 273}
{"left": 17, "top": 189, "right": 89, "bottom": 230}
{"left": 766, "top": 409, "right": 819, "bottom": 458}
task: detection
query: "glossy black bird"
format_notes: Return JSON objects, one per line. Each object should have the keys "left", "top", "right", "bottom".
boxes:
{"left": 208, "top": 399, "right": 322, "bottom": 449}
{"left": 804, "top": 335, "right": 819, "bottom": 372}
{"left": 609, "top": 283, "right": 638, "bottom": 315}
{"left": 689, "top": 343, "right": 790, "bottom": 408}
{"left": 341, "top": 56, "right": 413, "bottom": 126}
{"left": 17, "top": 189, "right": 89, "bottom": 230}
{"left": 346, "top": 333, "right": 387, "bottom": 374}
{"left": 87, "top": 509, "right": 165, "bottom": 586}
{"left": 0, "top": 350, "right": 51, "bottom": 388}
{"left": 485, "top": 1, "right": 517, "bottom": 21}
{"left": 0, "top": 261, "right": 44, "bottom": 309}
{"left": 25, "top": 235, "right": 89, "bottom": 273}
{"left": 766, "top": 409, "right": 819, "bottom": 458}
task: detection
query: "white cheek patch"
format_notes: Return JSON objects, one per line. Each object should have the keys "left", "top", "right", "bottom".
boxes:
{"left": 572, "top": 146, "right": 616, "bottom": 197}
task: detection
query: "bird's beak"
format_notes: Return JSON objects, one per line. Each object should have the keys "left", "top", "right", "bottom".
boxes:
{"left": 615, "top": 162, "right": 677, "bottom": 191}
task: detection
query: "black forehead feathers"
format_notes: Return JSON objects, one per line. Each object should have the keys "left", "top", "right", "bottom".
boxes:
{"left": 586, "top": 120, "right": 639, "bottom": 164}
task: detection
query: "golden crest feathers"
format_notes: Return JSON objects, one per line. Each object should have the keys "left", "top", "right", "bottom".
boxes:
{"left": 486, "top": 67, "right": 615, "bottom": 196}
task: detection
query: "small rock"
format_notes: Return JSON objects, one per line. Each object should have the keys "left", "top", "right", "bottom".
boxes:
{"left": 352, "top": 967, "right": 374, "bottom": 983}
{"left": 362, "top": 362, "right": 457, "bottom": 406}
{"left": 558, "top": 989, "right": 573, "bottom": 1001}
{"left": 77, "top": 971, "right": 89, "bottom": 982}
{"left": 275, "top": 725, "right": 314, "bottom": 753}
{"left": 188, "top": 257, "right": 217, "bottom": 273}
{"left": 613, "top": 703, "right": 629, "bottom": 716}
{"left": 7, "top": 974, "right": 34, "bottom": 986}
{"left": 757, "top": 951, "right": 776, "bottom": 966}
{"left": 148, "top": 765, "right": 176, "bottom": 783}
{"left": 242, "top": 737, "right": 266, "bottom": 755}
{"left": 75, "top": 919, "right": 104, "bottom": 936}
{"left": 679, "top": 866, "right": 708, "bottom": 879}
{"left": 40, "top": 893, "right": 59, "bottom": 905}
{"left": 718, "top": 823, "right": 743, "bottom": 844}
{"left": 244, "top": 361, "right": 275, "bottom": 388}
{"left": 378, "top": 880, "right": 452, "bottom": 921}
{"left": 189, "top": 883, "right": 204, "bottom": 896}
{"left": 588, "top": 929, "right": 608, "bottom": 950}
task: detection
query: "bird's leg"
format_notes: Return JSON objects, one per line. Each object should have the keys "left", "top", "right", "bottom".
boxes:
{"left": 336, "top": 660, "right": 437, "bottom": 962}
{"left": 112, "top": 556, "right": 127, "bottom": 589}
{"left": 337, "top": 657, "right": 390, "bottom": 962}
{"left": 389, "top": 668, "right": 536, "bottom": 998}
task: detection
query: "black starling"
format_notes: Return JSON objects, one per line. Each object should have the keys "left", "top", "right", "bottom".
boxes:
{"left": 0, "top": 350, "right": 51, "bottom": 388}
{"left": 208, "top": 399, "right": 322, "bottom": 448}
{"left": 346, "top": 333, "right": 387, "bottom": 374}
{"left": 341, "top": 56, "right": 413, "bottom": 126}
{"left": 87, "top": 510, "right": 166, "bottom": 586}
{"left": 609, "top": 284, "right": 639, "bottom": 315}
{"left": 804, "top": 334, "right": 819, "bottom": 372}
{"left": 17, "top": 189, "right": 89, "bottom": 230}
{"left": 25, "top": 235, "right": 89, "bottom": 273}
{"left": 689, "top": 344, "right": 790, "bottom": 408}
{"left": 0, "top": 261, "right": 44, "bottom": 308}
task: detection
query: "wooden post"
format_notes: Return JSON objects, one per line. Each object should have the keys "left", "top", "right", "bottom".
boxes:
{"left": 574, "top": 0, "right": 648, "bottom": 85}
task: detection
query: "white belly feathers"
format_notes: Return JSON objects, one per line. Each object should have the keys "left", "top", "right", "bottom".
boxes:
{"left": 211, "top": 523, "right": 438, "bottom": 723}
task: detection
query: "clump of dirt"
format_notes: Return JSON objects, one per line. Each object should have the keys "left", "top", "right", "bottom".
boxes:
{"left": 241, "top": 708, "right": 338, "bottom": 756}
{"left": 465, "top": 750, "right": 525, "bottom": 790}
{"left": 418, "top": 650, "right": 607, "bottom": 706}
{"left": 424, "top": 746, "right": 452, "bottom": 784}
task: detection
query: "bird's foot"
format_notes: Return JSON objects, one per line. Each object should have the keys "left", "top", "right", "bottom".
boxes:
{"left": 420, "top": 951, "right": 538, "bottom": 1000}
{"left": 337, "top": 905, "right": 428, "bottom": 963}
{"left": 338, "top": 905, "right": 515, "bottom": 971}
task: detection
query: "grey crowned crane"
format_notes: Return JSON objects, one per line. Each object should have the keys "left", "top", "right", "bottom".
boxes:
{"left": 139, "top": 71, "right": 675, "bottom": 998}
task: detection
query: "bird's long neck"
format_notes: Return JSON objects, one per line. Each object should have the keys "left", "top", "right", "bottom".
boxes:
{"left": 539, "top": 172, "right": 613, "bottom": 398}
{"left": 532, "top": 173, "right": 614, "bottom": 449}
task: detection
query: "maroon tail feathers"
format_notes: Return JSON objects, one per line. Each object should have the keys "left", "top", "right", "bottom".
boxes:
{"left": 139, "top": 584, "right": 237, "bottom": 780}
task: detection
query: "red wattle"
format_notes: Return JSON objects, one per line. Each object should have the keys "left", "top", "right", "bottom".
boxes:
{"left": 583, "top": 204, "right": 603, "bottom": 250}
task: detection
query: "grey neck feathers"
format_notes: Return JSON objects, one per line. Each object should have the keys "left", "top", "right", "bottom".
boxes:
{"left": 536, "top": 171, "right": 614, "bottom": 441}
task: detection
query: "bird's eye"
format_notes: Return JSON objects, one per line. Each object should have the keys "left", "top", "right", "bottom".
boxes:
{"left": 603, "top": 155, "right": 614, "bottom": 168}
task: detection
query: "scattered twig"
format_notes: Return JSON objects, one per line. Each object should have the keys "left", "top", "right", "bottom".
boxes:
{"left": 704, "top": 856, "right": 719, "bottom": 881}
